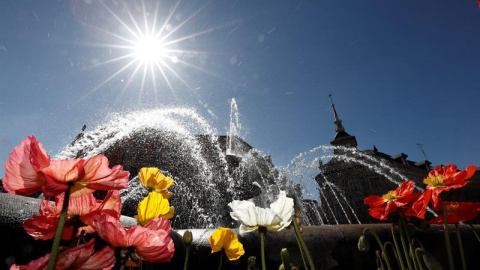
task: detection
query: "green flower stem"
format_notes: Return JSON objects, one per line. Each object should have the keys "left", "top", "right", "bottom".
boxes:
{"left": 412, "top": 238, "right": 427, "bottom": 269}
{"left": 468, "top": 224, "right": 480, "bottom": 243}
{"left": 259, "top": 228, "right": 267, "bottom": 270}
{"left": 362, "top": 228, "right": 393, "bottom": 270}
{"left": 376, "top": 250, "right": 386, "bottom": 270}
{"left": 293, "top": 227, "right": 308, "bottom": 270}
{"left": 455, "top": 223, "right": 467, "bottom": 270}
{"left": 398, "top": 216, "right": 414, "bottom": 270}
{"left": 410, "top": 243, "right": 420, "bottom": 270}
{"left": 412, "top": 238, "right": 425, "bottom": 250}
{"left": 414, "top": 248, "right": 426, "bottom": 270}
{"left": 217, "top": 249, "right": 224, "bottom": 270}
{"left": 391, "top": 225, "right": 406, "bottom": 270}
{"left": 184, "top": 244, "right": 191, "bottom": 270}
{"left": 442, "top": 201, "right": 455, "bottom": 270}
{"left": 384, "top": 242, "right": 399, "bottom": 267}
{"left": 281, "top": 248, "right": 292, "bottom": 270}
{"left": 119, "top": 264, "right": 125, "bottom": 270}
{"left": 292, "top": 216, "right": 315, "bottom": 270}
{"left": 47, "top": 184, "right": 72, "bottom": 270}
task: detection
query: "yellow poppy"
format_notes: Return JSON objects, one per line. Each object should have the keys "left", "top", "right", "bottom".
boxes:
{"left": 138, "top": 167, "right": 173, "bottom": 199}
{"left": 136, "top": 192, "right": 175, "bottom": 225}
{"left": 209, "top": 227, "right": 245, "bottom": 260}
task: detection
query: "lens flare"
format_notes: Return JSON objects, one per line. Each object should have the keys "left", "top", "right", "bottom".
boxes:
{"left": 74, "top": 0, "right": 229, "bottom": 103}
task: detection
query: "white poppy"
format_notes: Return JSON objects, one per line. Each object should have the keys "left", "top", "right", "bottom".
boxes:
{"left": 229, "top": 190, "right": 294, "bottom": 235}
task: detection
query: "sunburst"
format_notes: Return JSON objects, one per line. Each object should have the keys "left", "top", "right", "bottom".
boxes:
{"left": 75, "top": 0, "right": 225, "bottom": 103}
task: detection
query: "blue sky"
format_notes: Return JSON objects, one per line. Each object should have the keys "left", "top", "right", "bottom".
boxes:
{"left": 1, "top": 0, "right": 479, "bottom": 178}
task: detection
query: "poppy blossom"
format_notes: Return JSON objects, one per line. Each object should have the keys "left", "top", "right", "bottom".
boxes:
{"left": 3, "top": 136, "right": 50, "bottom": 196}
{"left": 427, "top": 202, "right": 480, "bottom": 224}
{"left": 10, "top": 239, "right": 115, "bottom": 270}
{"left": 229, "top": 190, "right": 294, "bottom": 235}
{"left": 364, "top": 181, "right": 422, "bottom": 220}
{"left": 422, "top": 164, "right": 476, "bottom": 210}
{"left": 41, "top": 155, "right": 130, "bottom": 198}
{"left": 94, "top": 214, "right": 175, "bottom": 263}
{"left": 23, "top": 190, "right": 121, "bottom": 240}
{"left": 209, "top": 227, "right": 245, "bottom": 260}
{"left": 138, "top": 167, "right": 173, "bottom": 198}
{"left": 136, "top": 192, "right": 174, "bottom": 226}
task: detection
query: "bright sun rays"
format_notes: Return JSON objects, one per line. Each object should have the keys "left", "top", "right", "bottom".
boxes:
{"left": 76, "top": 0, "right": 223, "bottom": 103}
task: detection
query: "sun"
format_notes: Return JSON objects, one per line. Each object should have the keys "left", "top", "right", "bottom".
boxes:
{"left": 134, "top": 35, "right": 166, "bottom": 64}
{"left": 75, "top": 0, "right": 226, "bottom": 103}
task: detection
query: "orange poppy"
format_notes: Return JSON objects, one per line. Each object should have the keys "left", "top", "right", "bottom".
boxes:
{"left": 422, "top": 164, "right": 476, "bottom": 210}
{"left": 364, "top": 180, "right": 422, "bottom": 220}
{"left": 427, "top": 202, "right": 480, "bottom": 224}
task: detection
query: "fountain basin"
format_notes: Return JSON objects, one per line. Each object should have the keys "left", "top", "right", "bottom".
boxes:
{"left": 1, "top": 193, "right": 480, "bottom": 269}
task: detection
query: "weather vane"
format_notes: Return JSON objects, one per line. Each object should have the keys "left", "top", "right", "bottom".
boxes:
{"left": 416, "top": 143, "right": 428, "bottom": 161}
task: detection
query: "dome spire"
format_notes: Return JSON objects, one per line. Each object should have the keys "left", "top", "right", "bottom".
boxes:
{"left": 328, "top": 94, "right": 358, "bottom": 149}
{"left": 329, "top": 94, "right": 345, "bottom": 133}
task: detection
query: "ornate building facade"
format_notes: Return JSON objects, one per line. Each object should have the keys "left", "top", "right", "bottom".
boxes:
{"left": 310, "top": 96, "right": 480, "bottom": 224}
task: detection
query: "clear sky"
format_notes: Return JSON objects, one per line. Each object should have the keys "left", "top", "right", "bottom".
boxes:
{"left": 1, "top": 0, "right": 479, "bottom": 178}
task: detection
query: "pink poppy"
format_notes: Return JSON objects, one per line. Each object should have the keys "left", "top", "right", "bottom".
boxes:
{"left": 10, "top": 239, "right": 115, "bottom": 270}
{"left": 3, "top": 136, "right": 50, "bottom": 195}
{"left": 95, "top": 214, "right": 174, "bottom": 263}
{"left": 41, "top": 155, "right": 129, "bottom": 198}
{"left": 24, "top": 190, "right": 121, "bottom": 240}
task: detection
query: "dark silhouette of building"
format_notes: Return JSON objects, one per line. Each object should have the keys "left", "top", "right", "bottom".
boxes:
{"left": 313, "top": 96, "right": 480, "bottom": 224}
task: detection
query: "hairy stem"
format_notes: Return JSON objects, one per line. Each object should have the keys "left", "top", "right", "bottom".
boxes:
{"left": 184, "top": 244, "right": 191, "bottom": 270}
{"left": 260, "top": 228, "right": 267, "bottom": 270}
{"left": 217, "top": 249, "right": 224, "bottom": 270}
{"left": 293, "top": 216, "right": 315, "bottom": 270}
{"left": 391, "top": 225, "right": 407, "bottom": 270}
{"left": 455, "top": 223, "right": 467, "bottom": 270}
{"left": 363, "top": 228, "right": 393, "bottom": 270}
{"left": 442, "top": 201, "right": 455, "bottom": 270}
{"left": 47, "top": 185, "right": 72, "bottom": 270}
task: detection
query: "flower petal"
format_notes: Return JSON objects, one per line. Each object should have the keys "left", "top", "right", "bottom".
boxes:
{"left": 137, "top": 192, "right": 172, "bottom": 225}
{"left": 270, "top": 191, "right": 294, "bottom": 230}
{"left": 3, "top": 136, "right": 50, "bottom": 195}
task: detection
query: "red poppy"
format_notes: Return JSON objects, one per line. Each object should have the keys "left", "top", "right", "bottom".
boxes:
{"left": 23, "top": 190, "right": 121, "bottom": 240}
{"left": 10, "top": 239, "right": 115, "bottom": 270}
{"left": 41, "top": 155, "right": 130, "bottom": 198}
{"left": 95, "top": 214, "right": 175, "bottom": 263}
{"left": 427, "top": 202, "right": 480, "bottom": 224}
{"left": 3, "top": 136, "right": 50, "bottom": 196}
{"left": 364, "top": 181, "right": 422, "bottom": 220}
{"left": 422, "top": 164, "right": 477, "bottom": 210}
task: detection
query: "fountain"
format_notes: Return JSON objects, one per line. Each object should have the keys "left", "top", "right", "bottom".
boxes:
{"left": 54, "top": 103, "right": 301, "bottom": 229}
{"left": 1, "top": 100, "right": 480, "bottom": 269}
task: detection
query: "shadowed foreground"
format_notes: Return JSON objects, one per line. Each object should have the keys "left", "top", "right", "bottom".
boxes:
{"left": 1, "top": 193, "right": 480, "bottom": 269}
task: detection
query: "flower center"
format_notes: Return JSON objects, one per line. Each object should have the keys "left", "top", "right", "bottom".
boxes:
{"left": 423, "top": 175, "right": 445, "bottom": 188}
{"left": 382, "top": 190, "right": 397, "bottom": 202}
{"left": 445, "top": 203, "right": 459, "bottom": 214}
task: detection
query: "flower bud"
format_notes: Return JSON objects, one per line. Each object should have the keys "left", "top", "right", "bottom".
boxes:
{"left": 183, "top": 230, "right": 193, "bottom": 245}
{"left": 357, "top": 234, "right": 370, "bottom": 252}
{"left": 280, "top": 248, "right": 292, "bottom": 270}
{"left": 248, "top": 256, "right": 257, "bottom": 268}
{"left": 422, "top": 252, "right": 442, "bottom": 270}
